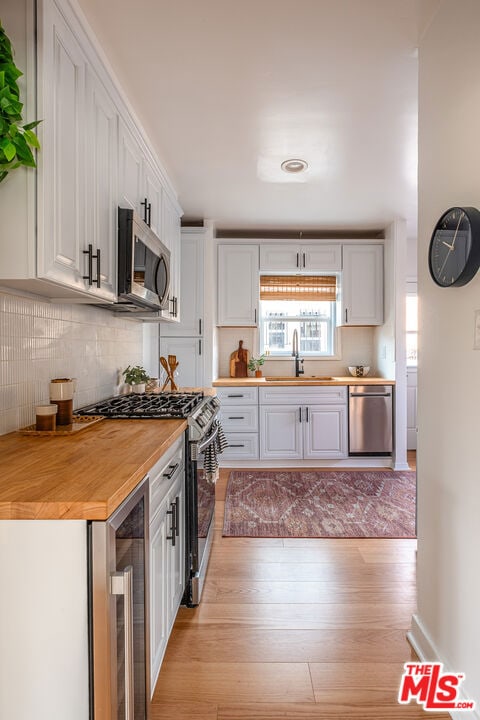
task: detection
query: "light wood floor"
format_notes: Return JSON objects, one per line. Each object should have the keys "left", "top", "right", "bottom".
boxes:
{"left": 152, "top": 453, "right": 448, "bottom": 719}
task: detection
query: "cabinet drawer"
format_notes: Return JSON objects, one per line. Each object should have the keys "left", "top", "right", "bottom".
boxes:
{"left": 149, "top": 437, "right": 184, "bottom": 519}
{"left": 216, "top": 387, "right": 259, "bottom": 405}
{"left": 221, "top": 433, "right": 259, "bottom": 460}
{"left": 259, "top": 386, "right": 347, "bottom": 405}
{"left": 219, "top": 405, "right": 258, "bottom": 432}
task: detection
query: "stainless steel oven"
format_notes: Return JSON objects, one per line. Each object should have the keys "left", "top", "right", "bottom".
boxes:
{"left": 89, "top": 478, "right": 150, "bottom": 720}
{"left": 184, "top": 419, "right": 221, "bottom": 606}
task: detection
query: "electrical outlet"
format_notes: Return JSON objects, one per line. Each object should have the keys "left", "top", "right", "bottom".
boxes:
{"left": 474, "top": 310, "right": 480, "bottom": 350}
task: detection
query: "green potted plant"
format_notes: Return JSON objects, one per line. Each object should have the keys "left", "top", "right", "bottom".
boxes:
{"left": 0, "top": 21, "right": 41, "bottom": 183}
{"left": 248, "top": 354, "right": 266, "bottom": 378}
{"left": 122, "top": 365, "right": 150, "bottom": 394}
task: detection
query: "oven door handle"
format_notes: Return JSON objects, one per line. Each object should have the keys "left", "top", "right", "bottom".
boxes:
{"left": 197, "top": 422, "right": 219, "bottom": 454}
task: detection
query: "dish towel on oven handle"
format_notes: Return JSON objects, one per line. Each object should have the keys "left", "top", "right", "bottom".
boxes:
{"left": 203, "top": 420, "right": 229, "bottom": 484}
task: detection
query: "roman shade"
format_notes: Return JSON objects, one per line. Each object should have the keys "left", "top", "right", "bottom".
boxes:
{"left": 260, "top": 275, "right": 337, "bottom": 301}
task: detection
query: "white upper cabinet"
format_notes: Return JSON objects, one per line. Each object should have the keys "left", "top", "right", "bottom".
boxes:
{"left": 260, "top": 244, "right": 342, "bottom": 272}
{"left": 162, "top": 228, "right": 204, "bottom": 336}
{"left": 0, "top": 0, "right": 182, "bottom": 306}
{"left": 85, "top": 68, "right": 118, "bottom": 301}
{"left": 218, "top": 245, "right": 259, "bottom": 326}
{"left": 37, "top": 0, "right": 88, "bottom": 293}
{"left": 160, "top": 193, "right": 182, "bottom": 322}
{"left": 341, "top": 244, "right": 384, "bottom": 325}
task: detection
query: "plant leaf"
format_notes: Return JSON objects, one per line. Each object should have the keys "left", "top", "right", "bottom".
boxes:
{"left": 0, "top": 138, "right": 16, "bottom": 161}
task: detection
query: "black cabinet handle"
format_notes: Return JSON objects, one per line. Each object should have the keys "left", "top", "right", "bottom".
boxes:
{"left": 228, "top": 416, "right": 245, "bottom": 420}
{"left": 199, "top": 339, "right": 202, "bottom": 355}
{"left": 299, "top": 407, "right": 302, "bottom": 423}
{"left": 254, "top": 308, "right": 257, "bottom": 323}
{"left": 141, "top": 198, "right": 148, "bottom": 224}
{"left": 296, "top": 252, "right": 300, "bottom": 268}
{"left": 227, "top": 394, "right": 244, "bottom": 398}
{"left": 175, "top": 496, "right": 180, "bottom": 537}
{"left": 163, "top": 462, "right": 180, "bottom": 479}
{"left": 229, "top": 444, "right": 245, "bottom": 448}
{"left": 147, "top": 202, "right": 152, "bottom": 228}
{"left": 305, "top": 406, "right": 309, "bottom": 422}
{"left": 94, "top": 248, "right": 101, "bottom": 288}
{"left": 345, "top": 308, "right": 348, "bottom": 323}
{"left": 303, "top": 252, "right": 306, "bottom": 268}
{"left": 174, "top": 297, "right": 178, "bottom": 317}
{"left": 199, "top": 318, "right": 202, "bottom": 335}
{"left": 169, "top": 296, "right": 175, "bottom": 316}
{"left": 83, "top": 244, "right": 101, "bottom": 288}
{"left": 166, "top": 500, "right": 176, "bottom": 545}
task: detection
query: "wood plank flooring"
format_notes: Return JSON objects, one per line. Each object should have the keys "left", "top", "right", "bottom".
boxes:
{"left": 152, "top": 455, "right": 449, "bottom": 719}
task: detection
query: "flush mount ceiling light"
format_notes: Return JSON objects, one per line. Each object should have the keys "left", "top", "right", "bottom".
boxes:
{"left": 281, "top": 158, "right": 308, "bottom": 174}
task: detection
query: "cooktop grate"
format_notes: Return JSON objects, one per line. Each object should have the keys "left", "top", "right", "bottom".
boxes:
{"left": 79, "top": 392, "right": 204, "bottom": 419}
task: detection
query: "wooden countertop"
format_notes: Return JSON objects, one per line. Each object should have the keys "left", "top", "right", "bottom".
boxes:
{"left": 0, "top": 419, "right": 187, "bottom": 520}
{"left": 213, "top": 376, "right": 395, "bottom": 387}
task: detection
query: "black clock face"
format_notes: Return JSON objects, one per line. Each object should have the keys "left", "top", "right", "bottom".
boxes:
{"left": 429, "top": 207, "right": 480, "bottom": 287}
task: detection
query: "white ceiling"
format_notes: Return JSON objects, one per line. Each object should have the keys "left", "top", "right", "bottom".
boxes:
{"left": 77, "top": 0, "right": 435, "bottom": 239}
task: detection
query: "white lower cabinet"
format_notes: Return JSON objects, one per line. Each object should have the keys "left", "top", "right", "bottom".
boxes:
{"left": 259, "top": 387, "right": 348, "bottom": 460}
{"left": 149, "top": 436, "right": 185, "bottom": 692}
{"left": 216, "top": 387, "right": 259, "bottom": 460}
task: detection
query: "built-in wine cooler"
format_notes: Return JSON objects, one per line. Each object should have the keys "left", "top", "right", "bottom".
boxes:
{"left": 89, "top": 478, "right": 150, "bottom": 720}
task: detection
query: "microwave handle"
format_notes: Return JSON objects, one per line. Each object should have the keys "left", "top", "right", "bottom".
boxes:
{"left": 111, "top": 566, "right": 134, "bottom": 720}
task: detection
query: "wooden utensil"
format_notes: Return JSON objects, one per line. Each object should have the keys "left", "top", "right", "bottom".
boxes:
{"left": 167, "top": 354, "right": 179, "bottom": 390}
{"left": 160, "top": 356, "right": 177, "bottom": 391}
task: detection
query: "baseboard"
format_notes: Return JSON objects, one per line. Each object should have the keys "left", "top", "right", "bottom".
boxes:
{"left": 408, "top": 614, "right": 478, "bottom": 720}
{"left": 220, "top": 457, "right": 394, "bottom": 469}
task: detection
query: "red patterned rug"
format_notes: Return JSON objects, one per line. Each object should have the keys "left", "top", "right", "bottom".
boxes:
{"left": 223, "top": 470, "right": 416, "bottom": 538}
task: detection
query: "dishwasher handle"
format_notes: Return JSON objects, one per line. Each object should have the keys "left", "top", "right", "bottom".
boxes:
{"left": 349, "top": 392, "right": 391, "bottom": 398}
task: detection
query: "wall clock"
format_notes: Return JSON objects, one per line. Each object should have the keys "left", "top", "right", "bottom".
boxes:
{"left": 429, "top": 206, "right": 480, "bottom": 287}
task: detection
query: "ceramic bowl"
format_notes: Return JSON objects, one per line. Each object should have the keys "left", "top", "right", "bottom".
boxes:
{"left": 348, "top": 366, "right": 370, "bottom": 377}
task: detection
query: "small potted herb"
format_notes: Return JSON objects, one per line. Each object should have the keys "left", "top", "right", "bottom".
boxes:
{"left": 248, "top": 355, "right": 266, "bottom": 378}
{"left": 122, "top": 365, "right": 150, "bottom": 394}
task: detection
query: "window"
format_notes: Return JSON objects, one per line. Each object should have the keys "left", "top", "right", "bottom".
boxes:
{"left": 406, "top": 293, "right": 418, "bottom": 366}
{"left": 259, "top": 275, "right": 337, "bottom": 356}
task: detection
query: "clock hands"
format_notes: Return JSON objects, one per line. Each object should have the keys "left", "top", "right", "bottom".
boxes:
{"left": 438, "top": 211, "right": 465, "bottom": 276}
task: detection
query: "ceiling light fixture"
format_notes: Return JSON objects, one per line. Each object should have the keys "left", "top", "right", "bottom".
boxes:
{"left": 281, "top": 158, "right": 308, "bottom": 174}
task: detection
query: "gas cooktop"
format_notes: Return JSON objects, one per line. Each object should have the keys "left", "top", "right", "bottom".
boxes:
{"left": 79, "top": 392, "right": 205, "bottom": 419}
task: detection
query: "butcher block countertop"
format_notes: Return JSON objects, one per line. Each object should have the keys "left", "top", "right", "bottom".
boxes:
{"left": 0, "top": 419, "right": 186, "bottom": 521}
{"left": 213, "top": 376, "right": 395, "bottom": 387}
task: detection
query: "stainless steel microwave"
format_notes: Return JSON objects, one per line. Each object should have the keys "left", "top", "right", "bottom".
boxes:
{"left": 116, "top": 208, "right": 170, "bottom": 313}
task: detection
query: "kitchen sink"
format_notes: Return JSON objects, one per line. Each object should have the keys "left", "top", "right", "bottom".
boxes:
{"left": 265, "top": 376, "right": 334, "bottom": 381}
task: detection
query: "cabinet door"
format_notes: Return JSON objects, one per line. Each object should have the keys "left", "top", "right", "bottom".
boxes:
{"left": 85, "top": 69, "right": 118, "bottom": 301}
{"left": 143, "top": 158, "right": 163, "bottom": 237}
{"left": 150, "top": 499, "right": 168, "bottom": 691}
{"left": 259, "top": 244, "right": 301, "bottom": 271}
{"left": 162, "top": 230, "right": 204, "bottom": 336}
{"left": 37, "top": 0, "right": 88, "bottom": 291}
{"left": 159, "top": 337, "right": 204, "bottom": 387}
{"left": 302, "top": 244, "right": 342, "bottom": 271}
{"left": 218, "top": 245, "right": 259, "bottom": 326}
{"left": 303, "top": 405, "right": 347, "bottom": 459}
{"left": 161, "top": 193, "right": 182, "bottom": 322}
{"left": 118, "top": 119, "right": 143, "bottom": 214}
{"left": 260, "top": 405, "right": 303, "bottom": 460}
{"left": 168, "top": 480, "right": 185, "bottom": 624}
{"left": 342, "top": 245, "right": 383, "bottom": 325}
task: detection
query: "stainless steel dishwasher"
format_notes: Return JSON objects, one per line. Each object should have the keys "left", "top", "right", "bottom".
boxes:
{"left": 348, "top": 385, "right": 393, "bottom": 455}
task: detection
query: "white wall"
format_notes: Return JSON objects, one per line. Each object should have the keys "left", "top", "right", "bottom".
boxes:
{"left": 0, "top": 290, "right": 143, "bottom": 434}
{"left": 216, "top": 325, "right": 377, "bottom": 379}
{"left": 413, "top": 0, "right": 480, "bottom": 712}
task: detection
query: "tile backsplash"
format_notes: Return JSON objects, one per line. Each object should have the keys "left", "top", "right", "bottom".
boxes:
{"left": 0, "top": 291, "right": 143, "bottom": 435}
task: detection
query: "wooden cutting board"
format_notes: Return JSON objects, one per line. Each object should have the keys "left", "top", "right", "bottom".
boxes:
{"left": 230, "top": 340, "right": 250, "bottom": 378}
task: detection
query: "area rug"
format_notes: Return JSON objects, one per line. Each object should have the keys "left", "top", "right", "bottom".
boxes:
{"left": 223, "top": 470, "right": 416, "bottom": 538}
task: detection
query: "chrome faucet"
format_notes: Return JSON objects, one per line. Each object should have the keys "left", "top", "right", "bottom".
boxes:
{"left": 292, "top": 329, "right": 304, "bottom": 377}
